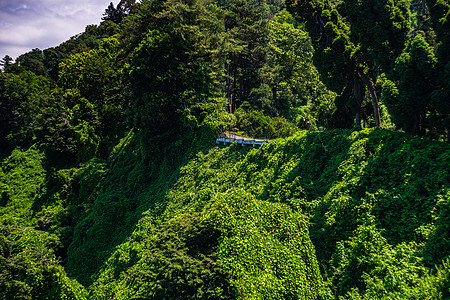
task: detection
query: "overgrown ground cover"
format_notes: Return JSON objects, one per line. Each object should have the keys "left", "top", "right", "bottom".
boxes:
{"left": 1, "top": 128, "right": 449, "bottom": 299}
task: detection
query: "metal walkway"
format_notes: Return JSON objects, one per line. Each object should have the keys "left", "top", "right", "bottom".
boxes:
{"left": 216, "top": 132, "right": 270, "bottom": 147}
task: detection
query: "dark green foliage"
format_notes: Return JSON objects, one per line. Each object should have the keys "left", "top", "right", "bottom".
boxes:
{"left": 102, "top": 0, "right": 139, "bottom": 23}
{"left": 425, "top": 189, "right": 450, "bottom": 266}
{"left": 91, "top": 212, "right": 235, "bottom": 299}
{"left": 223, "top": 0, "right": 273, "bottom": 111}
{"left": 426, "top": 0, "right": 450, "bottom": 139}
{"left": 15, "top": 49, "right": 47, "bottom": 76}
{"left": 426, "top": 0, "right": 450, "bottom": 62}
{"left": 130, "top": 0, "right": 227, "bottom": 134}
{"left": 286, "top": 0, "right": 411, "bottom": 128}
{"left": 0, "top": 71, "right": 51, "bottom": 148}
{"left": 103, "top": 2, "right": 123, "bottom": 23}
{"left": 0, "top": 56, "right": 13, "bottom": 72}
{"left": 381, "top": 35, "right": 447, "bottom": 136}
{"left": 382, "top": 36, "right": 436, "bottom": 131}
{"left": 0, "top": 70, "right": 102, "bottom": 166}
{"left": 344, "top": 0, "right": 411, "bottom": 70}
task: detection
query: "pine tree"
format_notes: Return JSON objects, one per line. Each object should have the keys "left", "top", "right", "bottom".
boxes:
{"left": 0, "top": 55, "right": 13, "bottom": 71}
{"left": 224, "top": 0, "right": 272, "bottom": 112}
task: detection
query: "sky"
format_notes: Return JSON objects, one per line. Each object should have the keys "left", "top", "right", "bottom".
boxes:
{"left": 0, "top": 0, "right": 114, "bottom": 60}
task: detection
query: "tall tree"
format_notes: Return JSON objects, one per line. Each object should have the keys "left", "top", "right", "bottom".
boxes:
{"left": 58, "top": 35, "right": 129, "bottom": 156}
{"left": 130, "top": 0, "right": 227, "bottom": 134}
{"left": 286, "top": 0, "right": 411, "bottom": 128}
{"left": 224, "top": 0, "right": 273, "bottom": 113}
{"left": 381, "top": 0, "right": 448, "bottom": 138}
{"left": 0, "top": 71, "right": 51, "bottom": 148}
{"left": 102, "top": 2, "right": 121, "bottom": 23}
{"left": 382, "top": 35, "right": 437, "bottom": 134}
{"left": 16, "top": 48, "right": 47, "bottom": 76}
{"left": 267, "top": 12, "right": 336, "bottom": 126}
{"left": 102, "top": 0, "right": 139, "bottom": 23}
{"left": 0, "top": 55, "right": 13, "bottom": 72}
{"left": 425, "top": 0, "right": 450, "bottom": 139}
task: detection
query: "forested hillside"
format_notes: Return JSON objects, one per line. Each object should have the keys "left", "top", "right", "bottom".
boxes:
{"left": 0, "top": 0, "right": 449, "bottom": 299}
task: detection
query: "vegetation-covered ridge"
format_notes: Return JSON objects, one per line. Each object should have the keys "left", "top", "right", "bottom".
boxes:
{"left": 1, "top": 128, "right": 449, "bottom": 299}
{"left": 1, "top": 0, "right": 449, "bottom": 298}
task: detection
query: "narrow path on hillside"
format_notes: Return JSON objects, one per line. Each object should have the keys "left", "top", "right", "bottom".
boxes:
{"left": 216, "top": 132, "right": 270, "bottom": 147}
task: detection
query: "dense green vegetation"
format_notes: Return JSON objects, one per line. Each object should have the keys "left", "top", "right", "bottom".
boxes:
{"left": 0, "top": 0, "right": 449, "bottom": 298}
{"left": 1, "top": 129, "right": 449, "bottom": 299}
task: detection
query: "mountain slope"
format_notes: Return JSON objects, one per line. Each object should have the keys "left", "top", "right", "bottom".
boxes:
{"left": 1, "top": 128, "right": 449, "bottom": 299}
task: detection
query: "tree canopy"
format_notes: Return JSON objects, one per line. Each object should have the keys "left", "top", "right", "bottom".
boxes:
{"left": 0, "top": 0, "right": 449, "bottom": 298}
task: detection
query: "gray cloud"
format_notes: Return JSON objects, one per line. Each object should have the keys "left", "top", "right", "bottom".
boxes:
{"left": 0, "top": 0, "right": 114, "bottom": 60}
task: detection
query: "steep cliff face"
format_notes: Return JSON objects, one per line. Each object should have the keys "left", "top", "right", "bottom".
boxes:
{"left": 1, "top": 128, "right": 449, "bottom": 299}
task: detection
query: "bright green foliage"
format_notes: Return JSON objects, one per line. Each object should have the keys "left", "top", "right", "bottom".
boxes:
{"left": 0, "top": 147, "right": 46, "bottom": 217}
{"left": 268, "top": 14, "right": 336, "bottom": 128}
{"left": 1, "top": 0, "right": 450, "bottom": 299}
{"left": 59, "top": 36, "right": 123, "bottom": 106}
{"left": 0, "top": 147, "right": 87, "bottom": 299}
{"left": 59, "top": 36, "right": 128, "bottom": 157}
{"left": 206, "top": 189, "right": 324, "bottom": 299}
{"left": 70, "top": 131, "right": 325, "bottom": 299}
{"left": 48, "top": 128, "right": 448, "bottom": 299}
{"left": 1, "top": 126, "right": 449, "bottom": 299}
{"left": 331, "top": 223, "right": 444, "bottom": 299}
{"left": 42, "top": 22, "right": 121, "bottom": 81}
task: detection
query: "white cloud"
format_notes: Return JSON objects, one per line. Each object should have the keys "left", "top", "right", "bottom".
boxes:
{"left": 0, "top": 0, "right": 113, "bottom": 60}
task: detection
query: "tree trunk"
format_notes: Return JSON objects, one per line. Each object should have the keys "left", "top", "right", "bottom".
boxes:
{"left": 225, "top": 64, "right": 233, "bottom": 113}
{"left": 272, "top": 85, "right": 277, "bottom": 104}
{"left": 353, "top": 76, "right": 363, "bottom": 127}
{"left": 355, "top": 112, "right": 361, "bottom": 127}
{"left": 360, "top": 71, "right": 382, "bottom": 127}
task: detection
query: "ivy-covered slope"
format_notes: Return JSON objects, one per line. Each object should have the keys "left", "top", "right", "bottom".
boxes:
{"left": 1, "top": 128, "right": 449, "bottom": 299}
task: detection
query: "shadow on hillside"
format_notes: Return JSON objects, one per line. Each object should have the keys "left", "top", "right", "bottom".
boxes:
{"left": 0, "top": 146, "right": 13, "bottom": 163}
{"left": 32, "top": 130, "right": 255, "bottom": 287}
{"left": 256, "top": 129, "right": 449, "bottom": 268}
{"left": 30, "top": 128, "right": 449, "bottom": 286}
